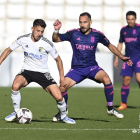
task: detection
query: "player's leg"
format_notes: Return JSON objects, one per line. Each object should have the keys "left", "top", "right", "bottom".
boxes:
{"left": 45, "top": 84, "right": 75, "bottom": 124}
{"left": 93, "top": 70, "right": 123, "bottom": 118}
{"left": 53, "top": 68, "right": 85, "bottom": 121}
{"left": 5, "top": 75, "right": 29, "bottom": 121}
{"left": 118, "top": 61, "right": 133, "bottom": 110}
{"left": 118, "top": 76, "right": 131, "bottom": 110}
{"left": 136, "top": 73, "right": 140, "bottom": 87}
{"left": 52, "top": 77, "right": 76, "bottom": 121}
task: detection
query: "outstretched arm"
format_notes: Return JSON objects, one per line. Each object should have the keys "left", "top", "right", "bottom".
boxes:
{"left": 0, "top": 47, "right": 12, "bottom": 65}
{"left": 108, "top": 43, "right": 132, "bottom": 66}
{"left": 55, "top": 55, "right": 65, "bottom": 86}
{"left": 114, "top": 43, "right": 123, "bottom": 68}
{"left": 52, "top": 20, "right": 62, "bottom": 42}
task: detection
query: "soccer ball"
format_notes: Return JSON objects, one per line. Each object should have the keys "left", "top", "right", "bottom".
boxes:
{"left": 16, "top": 108, "right": 33, "bottom": 124}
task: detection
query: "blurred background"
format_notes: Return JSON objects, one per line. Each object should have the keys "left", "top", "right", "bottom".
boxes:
{"left": 0, "top": 0, "right": 139, "bottom": 87}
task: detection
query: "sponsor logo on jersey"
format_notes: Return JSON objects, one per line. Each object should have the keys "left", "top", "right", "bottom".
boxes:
{"left": 124, "top": 37, "right": 137, "bottom": 42}
{"left": 75, "top": 44, "right": 94, "bottom": 50}
{"left": 39, "top": 47, "right": 43, "bottom": 53}
{"left": 24, "top": 51, "right": 42, "bottom": 59}
{"left": 91, "top": 37, "right": 95, "bottom": 43}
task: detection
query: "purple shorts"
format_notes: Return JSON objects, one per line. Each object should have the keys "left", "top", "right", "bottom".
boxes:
{"left": 65, "top": 65, "right": 103, "bottom": 84}
{"left": 120, "top": 57, "right": 140, "bottom": 77}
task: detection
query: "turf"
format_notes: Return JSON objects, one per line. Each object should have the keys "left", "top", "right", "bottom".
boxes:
{"left": 0, "top": 84, "right": 140, "bottom": 140}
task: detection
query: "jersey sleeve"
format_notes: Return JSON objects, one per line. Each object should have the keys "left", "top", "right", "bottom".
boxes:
{"left": 99, "top": 33, "right": 110, "bottom": 47}
{"left": 48, "top": 46, "right": 59, "bottom": 59}
{"left": 59, "top": 30, "right": 75, "bottom": 42}
{"left": 9, "top": 38, "right": 21, "bottom": 50}
{"left": 119, "top": 29, "right": 124, "bottom": 43}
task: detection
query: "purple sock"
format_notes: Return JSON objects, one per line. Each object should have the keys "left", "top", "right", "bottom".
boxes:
{"left": 62, "top": 91, "right": 68, "bottom": 108}
{"left": 104, "top": 83, "right": 114, "bottom": 107}
{"left": 121, "top": 85, "right": 129, "bottom": 104}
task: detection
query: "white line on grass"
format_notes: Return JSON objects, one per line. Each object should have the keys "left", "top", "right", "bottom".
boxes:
{"left": 0, "top": 128, "right": 139, "bottom": 131}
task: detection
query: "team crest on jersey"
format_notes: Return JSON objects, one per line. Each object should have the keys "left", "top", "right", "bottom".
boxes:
{"left": 91, "top": 37, "right": 95, "bottom": 43}
{"left": 39, "top": 47, "right": 43, "bottom": 52}
{"left": 133, "top": 29, "right": 136, "bottom": 35}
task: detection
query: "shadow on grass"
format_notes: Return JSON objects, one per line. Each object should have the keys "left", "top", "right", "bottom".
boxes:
{"left": 113, "top": 105, "right": 140, "bottom": 109}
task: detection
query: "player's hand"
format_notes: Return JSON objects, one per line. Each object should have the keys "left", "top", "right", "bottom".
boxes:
{"left": 53, "top": 20, "right": 62, "bottom": 30}
{"left": 60, "top": 77, "right": 65, "bottom": 87}
{"left": 122, "top": 57, "right": 133, "bottom": 66}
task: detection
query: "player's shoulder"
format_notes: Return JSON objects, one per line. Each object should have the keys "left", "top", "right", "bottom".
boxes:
{"left": 135, "top": 23, "right": 140, "bottom": 28}
{"left": 91, "top": 28, "right": 105, "bottom": 36}
{"left": 67, "top": 28, "right": 80, "bottom": 33}
{"left": 121, "top": 25, "right": 127, "bottom": 31}
{"left": 41, "top": 36, "right": 53, "bottom": 47}
{"left": 17, "top": 33, "right": 31, "bottom": 40}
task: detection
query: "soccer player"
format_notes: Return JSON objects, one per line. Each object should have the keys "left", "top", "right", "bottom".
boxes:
{"left": 114, "top": 11, "right": 140, "bottom": 110}
{"left": 52, "top": 12, "right": 133, "bottom": 121}
{"left": 0, "top": 19, "right": 75, "bottom": 124}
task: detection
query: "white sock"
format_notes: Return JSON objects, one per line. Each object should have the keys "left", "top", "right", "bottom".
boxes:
{"left": 11, "top": 89, "right": 21, "bottom": 112}
{"left": 57, "top": 98, "right": 66, "bottom": 119}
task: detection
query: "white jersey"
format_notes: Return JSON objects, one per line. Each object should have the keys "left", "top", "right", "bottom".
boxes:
{"left": 10, "top": 33, "right": 59, "bottom": 73}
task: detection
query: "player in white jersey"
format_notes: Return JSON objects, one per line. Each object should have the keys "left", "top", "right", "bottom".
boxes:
{"left": 0, "top": 19, "right": 75, "bottom": 124}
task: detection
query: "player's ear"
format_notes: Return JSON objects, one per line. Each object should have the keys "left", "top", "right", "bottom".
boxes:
{"left": 31, "top": 27, "right": 34, "bottom": 32}
{"left": 90, "top": 20, "right": 92, "bottom": 26}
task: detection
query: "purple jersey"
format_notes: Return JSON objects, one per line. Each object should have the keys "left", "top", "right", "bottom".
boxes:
{"left": 119, "top": 24, "right": 140, "bottom": 58}
{"left": 59, "top": 28, "right": 110, "bottom": 68}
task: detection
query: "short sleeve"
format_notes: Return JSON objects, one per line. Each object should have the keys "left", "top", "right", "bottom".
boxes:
{"left": 10, "top": 38, "right": 21, "bottom": 50}
{"left": 59, "top": 29, "right": 76, "bottom": 42}
{"left": 49, "top": 46, "right": 59, "bottom": 59}
{"left": 99, "top": 33, "right": 110, "bottom": 47}
{"left": 119, "top": 29, "right": 124, "bottom": 43}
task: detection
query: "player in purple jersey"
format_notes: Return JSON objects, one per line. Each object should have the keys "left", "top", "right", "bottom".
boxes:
{"left": 114, "top": 11, "right": 140, "bottom": 110}
{"left": 52, "top": 12, "right": 132, "bottom": 121}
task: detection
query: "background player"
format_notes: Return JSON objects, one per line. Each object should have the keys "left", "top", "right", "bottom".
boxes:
{"left": 0, "top": 19, "right": 75, "bottom": 124}
{"left": 52, "top": 12, "right": 132, "bottom": 121}
{"left": 114, "top": 11, "right": 140, "bottom": 110}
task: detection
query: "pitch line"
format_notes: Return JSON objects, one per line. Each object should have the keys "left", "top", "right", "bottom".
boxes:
{"left": 0, "top": 128, "right": 139, "bottom": 131}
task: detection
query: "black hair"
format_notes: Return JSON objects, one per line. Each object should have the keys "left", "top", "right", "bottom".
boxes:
{"left": 33, "top": 19, "right": 46, "bottom": 28}
{"left": 126, "top": 11, "right": 136, "bottom": 18}
{"left": 80, "top": 12, "right": 91, "bottom": 20}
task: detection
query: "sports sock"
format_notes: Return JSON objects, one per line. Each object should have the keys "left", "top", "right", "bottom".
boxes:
{"left": 62, "top": 91, "right": 68, "bottom": 108}
{"left": 121, "top": 85, "right": 129, "bottom": 104}
{"left": 11, "top": 89, "right": 21, "bottom": 112}
{"left": 57, "top": 98, "right": 66, "bottom": 119}
{"left": 104, "top": 83, "right": 114, "bottom": 110}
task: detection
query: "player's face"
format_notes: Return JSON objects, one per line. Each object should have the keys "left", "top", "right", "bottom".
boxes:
{"left": 79, "top": 15, "right": 92, "bottom": 35}
{"left": 126, "top": 15, "right": 136, "bottom": 27}
{"left": 31, "top": 26, "right": 44, "bottom": 42}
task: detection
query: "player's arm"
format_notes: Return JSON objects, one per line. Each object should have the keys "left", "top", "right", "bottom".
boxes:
{"left": 108, "top": 43, "right": 132, "bottom": 66}
{"left": 52, "top": 20, "right": 62, "bottom": 42}
{"left": 114, "top": 43, "right": 123, "bottom": 68}
{"left": 0, "top": 47, "right": 13, "bottom": 65}
{"left": 54, "top": 55, "right": 65, "bottom": 85}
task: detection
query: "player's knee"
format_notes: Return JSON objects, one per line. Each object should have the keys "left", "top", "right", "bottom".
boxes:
{"left": 102, "top": 75, "right": 111, "bottom": 84}
{"left": 59, "top": 86, "right": 67, "bottom": 93}
{"left": 12, "top": 82, "right": 20, "bottom": 91}
{"left": 136, "top": 79, "right": 140, "bottom": 86}
{"left": 55, "top": 94, "right": 63, "bottom": 102}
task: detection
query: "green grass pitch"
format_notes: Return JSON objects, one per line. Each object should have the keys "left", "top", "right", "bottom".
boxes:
{"left": 0, "top": 84, "right": 140, "bottom": 140}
